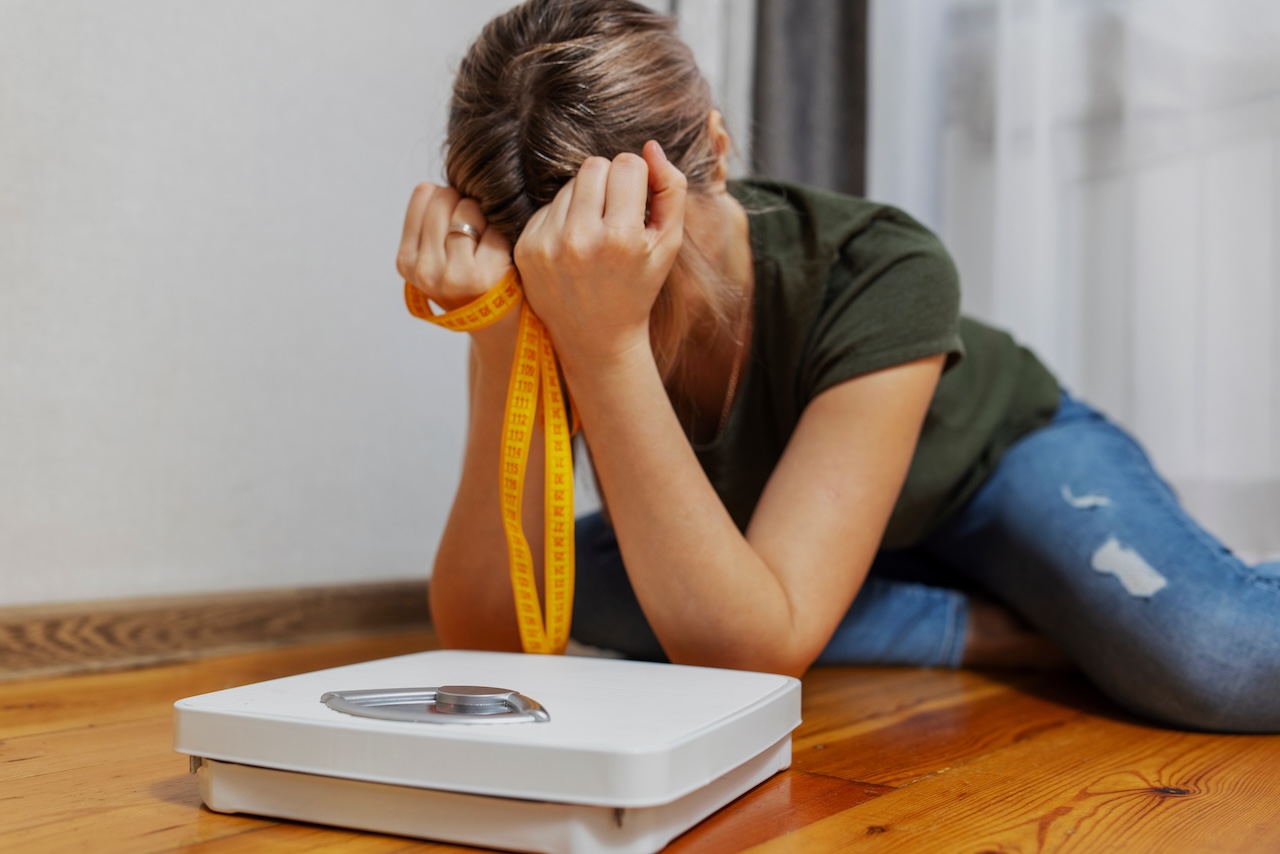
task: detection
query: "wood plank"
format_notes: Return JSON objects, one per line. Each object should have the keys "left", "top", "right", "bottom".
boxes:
{"left": 179, "top": 826, "right": 456, "bottom": 853}
{"left": 745, "top": 714, "right": 1280, "bottom": 853}
{"left": 667, "top": 771, "right": 891, "bottom": 853}
{"left": 793, "top": 672, "right": 1088, "bottom": 787}
{"left": 0, "top": 581, "right": 433, "bottom": 681}
{"left": 792, "top": 666, "right": 1008, "bottom": 750}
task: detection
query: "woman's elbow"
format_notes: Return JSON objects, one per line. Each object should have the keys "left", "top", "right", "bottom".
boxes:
{"left": 665, "top": 635, "right": 818, "bottom": 680}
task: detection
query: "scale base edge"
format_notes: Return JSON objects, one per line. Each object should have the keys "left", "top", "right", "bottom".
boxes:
{"left": 196, "top": 735, "right": 791, "bottom": 854}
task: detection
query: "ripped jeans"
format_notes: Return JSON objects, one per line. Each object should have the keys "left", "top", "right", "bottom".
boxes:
{"left": 571, "top": 390, "right": 1280, "bottom": 732}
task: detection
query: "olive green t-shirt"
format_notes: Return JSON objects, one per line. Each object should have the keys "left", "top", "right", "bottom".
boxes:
{"left": 701, "top": 180, "right": 1061, "bottom": 548}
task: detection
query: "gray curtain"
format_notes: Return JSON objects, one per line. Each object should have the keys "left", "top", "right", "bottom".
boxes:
{"left": 752, "top": 0, "right": 869, "bottom": 196}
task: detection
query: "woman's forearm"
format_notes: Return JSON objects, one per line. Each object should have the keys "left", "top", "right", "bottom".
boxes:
{"left": 564, "top": 341, "right": 943, "bottom": 677}
{"left": 430, "top": 333, "right": 546, "bottom": 651}
{"left": 396, "top": 179, "right": 539, "bottom": 650}
{"left": 566, "top": 348, "right": 810, "bottom": 676}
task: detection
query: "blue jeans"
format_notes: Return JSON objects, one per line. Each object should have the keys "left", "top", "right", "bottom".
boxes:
{"left": 571, "top": 391, "right": 1280, "bottom": 732}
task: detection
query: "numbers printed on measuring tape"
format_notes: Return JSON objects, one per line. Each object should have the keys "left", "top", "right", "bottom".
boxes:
{"left": 405, "top": 273, "right": 575, "bottom": 654}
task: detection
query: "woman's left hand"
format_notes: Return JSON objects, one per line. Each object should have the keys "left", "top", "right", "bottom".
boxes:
{"left": 513, "top": 140, "right": 687, "bottom": 371}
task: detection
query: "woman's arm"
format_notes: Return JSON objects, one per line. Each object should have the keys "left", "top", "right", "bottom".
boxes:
{"left": 395, "top": 181, "right": 538, "bottom": 652}
{"left": 515, "top": 142, "right": 945, "bottom": 677}
{"left": 571, "top": 345, "right": 943, "bottom": 677}
{"left": 428, "top": 337, "right": 547, "bottom": 651}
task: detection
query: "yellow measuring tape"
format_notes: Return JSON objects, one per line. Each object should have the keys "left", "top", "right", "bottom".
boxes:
{"left": 405, "top": 271, "right": 575, "bottom": 654}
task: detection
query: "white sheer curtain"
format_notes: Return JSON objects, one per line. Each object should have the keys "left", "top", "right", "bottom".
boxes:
{"left": 870, "top": 0, "right": 1280, "bottom": 560}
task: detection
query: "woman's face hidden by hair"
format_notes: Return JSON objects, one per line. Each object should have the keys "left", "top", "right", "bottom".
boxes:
{"left": 445, "top": 0, "right": 743, "bottom": 377}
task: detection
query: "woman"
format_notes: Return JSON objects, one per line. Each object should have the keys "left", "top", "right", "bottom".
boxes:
{"left": 397, "top": 0, "right": 1280, "bottom": 732}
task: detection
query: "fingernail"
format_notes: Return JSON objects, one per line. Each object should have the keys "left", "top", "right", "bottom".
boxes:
{"left": 651, "top": 140, "right": 667, "bottom": 161}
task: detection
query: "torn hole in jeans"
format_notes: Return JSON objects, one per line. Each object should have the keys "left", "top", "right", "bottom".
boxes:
{"left": 1091, "top": 537, "right": 1167, "bottom": 597}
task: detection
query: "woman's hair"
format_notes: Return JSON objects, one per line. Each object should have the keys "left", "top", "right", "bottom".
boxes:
{"left": 445, "top": 0, "right": 737, "bottom": 378}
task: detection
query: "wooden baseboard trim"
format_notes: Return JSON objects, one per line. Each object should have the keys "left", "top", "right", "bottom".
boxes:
{"left": 0, "top": 580, "right": 433, "bottom": 681}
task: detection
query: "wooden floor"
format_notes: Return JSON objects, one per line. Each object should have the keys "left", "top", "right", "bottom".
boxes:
{"left": 4, "top": 629, "right": 1279, "bottom": 853}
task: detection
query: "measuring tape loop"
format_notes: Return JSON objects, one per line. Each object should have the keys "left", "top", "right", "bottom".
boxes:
{"left": 405, "top": 272, "right": 574, "bottom": 654}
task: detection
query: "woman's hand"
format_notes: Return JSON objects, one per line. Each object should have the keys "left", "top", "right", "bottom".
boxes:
{"left": 396, "top": 183, "right": 516, "bottom": 345}
{"left": 513, "top": 140, "right": 687, "bottom": 371}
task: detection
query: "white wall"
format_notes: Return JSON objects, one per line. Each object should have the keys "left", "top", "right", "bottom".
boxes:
{"left": 0, "top": 0, "right": 754, "bottom": 607}
{"left": 0, "top": 1, "right": 517, "bottom": 605}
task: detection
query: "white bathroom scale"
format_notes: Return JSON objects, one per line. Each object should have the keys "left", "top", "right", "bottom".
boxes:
{"left": 173, "top": 649, "right": 802, "bottom": 853}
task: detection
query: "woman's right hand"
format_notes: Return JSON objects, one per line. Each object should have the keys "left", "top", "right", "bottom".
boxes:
{"left": 396, "top": 183, "right": 516, "bottom": 342}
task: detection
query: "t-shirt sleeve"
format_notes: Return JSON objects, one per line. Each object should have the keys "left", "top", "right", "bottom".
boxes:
{"left": 800, "top": 209, "right": 964, "bottom": 403}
